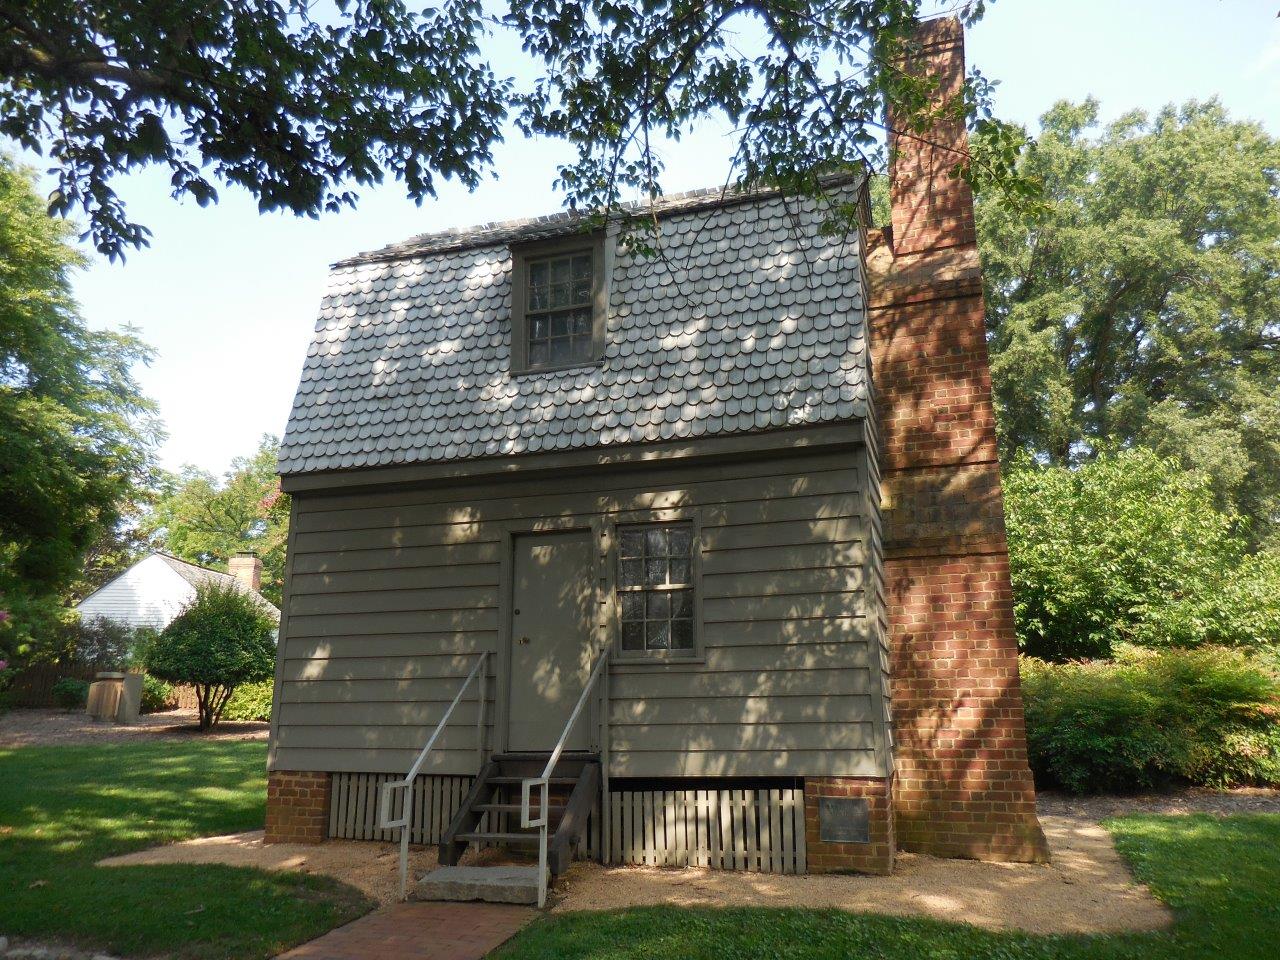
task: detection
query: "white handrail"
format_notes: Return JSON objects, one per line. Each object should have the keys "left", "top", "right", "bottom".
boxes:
{"left": 379, "top": 650, "right": 488, "bottom": 901}
{"left": 520, "top": 646, "right": 609, "bottom": 908}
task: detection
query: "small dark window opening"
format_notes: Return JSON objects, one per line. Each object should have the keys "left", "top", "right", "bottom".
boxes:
{"left": 525, "top": 251, "right": 594, "bottom": 368}
{"left": 617, "top": 523, "right": 695, "bottom": 653}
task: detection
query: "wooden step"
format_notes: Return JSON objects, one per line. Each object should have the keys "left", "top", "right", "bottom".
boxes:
{"left": 487, "top": 776, "right": 577, "bottom": 786}
{"left": 476, "top": 803, "right": 567, "bottom": 816}
{"left": 457, "top": 831, "right": 541, "bottom": 844}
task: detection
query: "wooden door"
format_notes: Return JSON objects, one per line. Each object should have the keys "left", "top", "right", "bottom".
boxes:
{"left": 507, "top": 530, "right": 595, "bottom": 752}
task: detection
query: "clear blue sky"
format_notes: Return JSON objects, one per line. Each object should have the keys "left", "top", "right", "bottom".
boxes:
{"left": 21, "top": 0, "right": 1280, "bottom": 476}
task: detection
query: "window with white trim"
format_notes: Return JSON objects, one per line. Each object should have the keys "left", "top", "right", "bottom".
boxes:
{"left": 617, "top": 523, "right": 696, "bottom": 655}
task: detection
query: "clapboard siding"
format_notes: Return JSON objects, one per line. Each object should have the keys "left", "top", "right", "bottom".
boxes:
{"left": 271, "top": 447, "right": 890, "bottom": 778}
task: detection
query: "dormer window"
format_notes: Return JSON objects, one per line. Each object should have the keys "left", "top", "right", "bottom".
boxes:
{"left": 510, "top": 233, "right": 607, "bottom": 374}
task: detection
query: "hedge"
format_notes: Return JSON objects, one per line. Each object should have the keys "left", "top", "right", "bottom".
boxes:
{"left": 1021, "top": 646, "right": 1280, "bottom": 793}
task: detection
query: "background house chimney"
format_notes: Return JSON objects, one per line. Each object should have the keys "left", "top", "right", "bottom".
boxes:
{"left": 886, "top": 16, "right": 976, "bottom": 255}
{"left": 229, "top": 551, "right": 262, "bottom": 593}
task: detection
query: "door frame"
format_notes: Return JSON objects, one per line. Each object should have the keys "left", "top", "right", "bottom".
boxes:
{"left": 495, "top": 515, "right": 607, "bottom": 755}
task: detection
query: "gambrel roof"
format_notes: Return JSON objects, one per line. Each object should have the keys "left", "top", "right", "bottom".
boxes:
{"left": 278, "top": 177, "right": 871, "bottom": 477}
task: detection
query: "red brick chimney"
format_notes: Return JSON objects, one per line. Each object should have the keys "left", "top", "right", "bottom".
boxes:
{"left": 868, "top": 16, "right": 1049, "bottom": 862}
{"left": 228, "top": 551, "right": 263, "bottom": 593}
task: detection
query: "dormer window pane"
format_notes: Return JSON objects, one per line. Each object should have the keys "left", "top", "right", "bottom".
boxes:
{"left": 525, "top": 249, "right": 595, "bottom": 370}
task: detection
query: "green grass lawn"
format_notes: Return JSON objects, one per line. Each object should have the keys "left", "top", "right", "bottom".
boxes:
{"left": 496, "top": 814, "right": 1280, "bottom": 960}
{"left": 0, "top": 740, "right": 372, "bottom": 960}
{"left": 3, "top": 739, "right": 1277, "bottom": 960}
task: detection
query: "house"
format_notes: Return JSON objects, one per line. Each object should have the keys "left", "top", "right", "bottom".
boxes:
{"left": 75, "top": 552, "right": 279, "bottom": 630}
{"left": 265, "top": 16, "right": 1049, "bottom": 898}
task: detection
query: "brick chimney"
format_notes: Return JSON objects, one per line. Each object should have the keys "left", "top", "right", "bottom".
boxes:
{"left": 228, "top": 551, "right": 263, "bottom": 593}
{"left": 868, "top": 17, "right": 1050, "bottom": 863}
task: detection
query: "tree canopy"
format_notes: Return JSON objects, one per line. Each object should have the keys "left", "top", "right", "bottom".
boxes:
{"left": 1, "top": 1, "right": 1020, "bottom": 258}
{"left": 145, "top": 582, "right": 277, "bottom": 729}
{"left": 978, "top": 99, "right": 1280, "bottom": 545}
{"left": 143, "top": 436, "right": 290, "bottom": 604}
{"left": 0, "top": 153, "right": 161, "bottom": 659}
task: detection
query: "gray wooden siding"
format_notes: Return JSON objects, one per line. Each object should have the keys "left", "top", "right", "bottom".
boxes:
{"left": 271, "top": 447, "right": 888, "bottom": 778}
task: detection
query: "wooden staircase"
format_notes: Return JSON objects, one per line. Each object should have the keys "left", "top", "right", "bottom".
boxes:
{"left": 437, "top": 751, "right": 600, "bottom": 878}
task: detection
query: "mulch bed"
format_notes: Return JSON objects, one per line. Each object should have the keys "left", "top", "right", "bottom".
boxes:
{"left": 0, "top": 708, "right": 268, "bottom": 748}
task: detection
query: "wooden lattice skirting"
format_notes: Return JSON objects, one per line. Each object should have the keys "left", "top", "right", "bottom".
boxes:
{"left": 328, "top": 774, "right": 807, "bottom": 874}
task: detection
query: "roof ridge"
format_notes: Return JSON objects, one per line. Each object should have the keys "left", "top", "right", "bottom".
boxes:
{"left": 156, "top": 551, "right": 232, "bottom": 578}
{"left": 334, "top": 172, "right": 865, "bottom": 269}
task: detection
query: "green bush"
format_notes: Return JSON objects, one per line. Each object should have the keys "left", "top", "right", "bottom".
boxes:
{"left": 140, "top": 674, "right": 176, "bottom": 714}
{"left": 51, "top": 677, "right": 89, "bottom": 710}
{"left": 1021, "top": 646, "right": 1280, "bottom": 793}
{"left": 145, "top": 584, "right": 277, "bottom": 730}
{"left": 1005, "top": 449, "right": 1280, "bottom": 659}
{"left": 221, "top": 679, "right": 273, "bottom": 722}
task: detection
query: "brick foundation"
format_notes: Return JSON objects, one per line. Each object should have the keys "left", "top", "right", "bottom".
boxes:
{"left": 803, "top": 777, "right": 895, "bottom": 875}
{"left": 265, "top": 771, "right": 331, "bottom": 844}
{"left": 868, "top": 16, "right": 1049, "bottom": 863}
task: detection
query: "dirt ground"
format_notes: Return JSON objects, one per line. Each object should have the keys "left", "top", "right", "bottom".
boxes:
{"left": 94, "top": 798, "right": 1228, "bottom": 935}
{"left": 1037, "top": 787, "right": 1280, "bottom": 818}
{"left": 0, "top": 707, "right": 268, "bottom": 747}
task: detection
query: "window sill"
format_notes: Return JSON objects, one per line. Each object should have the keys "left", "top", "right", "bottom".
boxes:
{"left": 510, "top": 358, "right": 605, "bottom": 378}
{"left": 611, "top": 655, "right": 706, "bottom": 671}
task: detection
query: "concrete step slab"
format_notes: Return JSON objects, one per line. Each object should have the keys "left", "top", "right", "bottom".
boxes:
{"left": 414, "top": 865, "right": 540, "bottom": 906}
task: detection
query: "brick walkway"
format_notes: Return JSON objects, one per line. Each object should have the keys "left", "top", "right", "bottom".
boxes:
{"left": 275, "top": 902, "right": 535, "bottom": 960}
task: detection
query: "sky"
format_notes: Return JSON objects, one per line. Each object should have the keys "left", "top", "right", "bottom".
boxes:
{"left": 22, "top": 0, "right": 1280, "bottom": 477}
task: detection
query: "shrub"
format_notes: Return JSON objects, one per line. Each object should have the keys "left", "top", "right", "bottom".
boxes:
{"left": 140, "top": 674, "right": 177, "bottom": 714}
{"left": 1005, "top": 449, "right": 1280, "bottom": 659}
{"left": 1021, "top": 646, "right": 1280, "bottom": 793}
{"left": 222, "top": 679, "right": 273, "bottom": 722}
{"left": 51, "top": 676, "right": 89, "bottom": 710}
{"left": 145, "top": 584, "right": 277, "bottom": 730}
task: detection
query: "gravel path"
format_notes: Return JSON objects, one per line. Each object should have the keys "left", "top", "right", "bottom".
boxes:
{"left": 98, "top": 804, "right": 1192, "bottom": 936}
{"left": 0, "top": 708, "right": 268, "bottom": 747}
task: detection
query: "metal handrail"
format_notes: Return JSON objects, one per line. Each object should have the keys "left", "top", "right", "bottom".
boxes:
{"left": 378, "top": 650, "right": 489, "bottom": 901}
{"left": 520, "top": 646, "right": 610, "bottom": 908}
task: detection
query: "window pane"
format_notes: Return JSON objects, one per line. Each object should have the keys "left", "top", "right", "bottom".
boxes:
{"left": 646, "top": 591, "right": 670, "bottom": 620}
{"left": 622, "top": 622, "right": 644, "bottom": 651}
{"left": 549, "top": 282, "right": 570, "bottom": 309}
{"left": 669, "top": 526, "right": 692, "bottom": 557}
{"left": 645, "top": 528, "right": 667, "bottom": 557}
{"left": 529, "top": 285, "right": 548, "bottom": 311}
{"left": 620, "top": 558, "right": 644, "bottom": 587}
{"left": 620, "top": 593, "right": 644, "bottom": 622}
{"left": 548, "top": 338, "right": 572, "bottom": 365}
{"left": 549, "top": 313, "right": 569, "bottom": 338}
{"left": 572, "top": 254, "right": 592, "bottom": 281}
{"left": 645, "top": 555, "right": 667, "bottom": 586}
{"left": 529, "top": 342, "right": 548, "bottom": 366}
{"left": 669, "top": 556, "right": 691, "bottom": 585}
{"left": 672, "top": 589, "right": 693, "bottom": 620}
{"left": 671, "top": 619, "right": 694, "bottom": 650}
{"left": 646, "top": 620, "right": 671, "bottom": 650}
{"left": 530, "top": 315, "right": 547, "bottom": 339}
{"left": 620, "top": 530, "right": 644, "bottom": 559}
{"left": 571, "top": 308, "right": 592, "bottom": 335}
{"left": 551, "top": 257, "right": 571, "bottom": 284}
{"left": 530, "top": 261, "right": 548, "bottom": 286}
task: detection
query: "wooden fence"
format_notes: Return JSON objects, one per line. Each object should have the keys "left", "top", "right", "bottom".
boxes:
{"left": 5, "top": 662, "right": 99, "bottom": 708}
{"left": 328, "top": 774, "right": 806, "bottom": 874}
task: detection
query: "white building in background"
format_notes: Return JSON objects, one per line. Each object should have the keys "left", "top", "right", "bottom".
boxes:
{"left": 74, "top": 552, "right": 279, "bottom": 630}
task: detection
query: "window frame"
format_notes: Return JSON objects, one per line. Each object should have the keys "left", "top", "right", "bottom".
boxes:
{"left": 509, "top": 231, "right": 608, "bottom": 375}
{"left": 608, "top": 513, "right": 704, "bottom": 664}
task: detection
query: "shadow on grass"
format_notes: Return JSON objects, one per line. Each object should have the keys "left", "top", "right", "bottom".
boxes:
{"left": 0, "top": 741, "right": 374, "bottom": 960}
